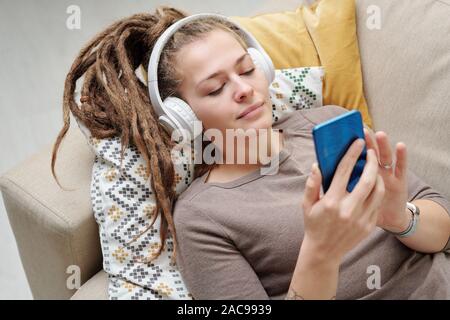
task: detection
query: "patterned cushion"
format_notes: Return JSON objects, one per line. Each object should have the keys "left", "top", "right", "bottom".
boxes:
{"left": 75, "top": 66, "right": 324, "bottom": 299}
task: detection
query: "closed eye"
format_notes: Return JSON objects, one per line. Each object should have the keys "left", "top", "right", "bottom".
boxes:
{"left": 208, "top": 86, "right": 224, "bottom": 96}
{"left": 207, "top": 68, "right": 256, "bottom": 96}
{"left": 242, "top": 68, "right": 255, "bottom": 76}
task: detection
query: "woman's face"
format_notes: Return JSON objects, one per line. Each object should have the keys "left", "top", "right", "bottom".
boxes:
{"left": 176, "top": 29, "right": 272, "bottom": 138}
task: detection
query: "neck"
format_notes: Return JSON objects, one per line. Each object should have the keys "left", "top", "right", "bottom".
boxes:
{"left": 213, "top": 127, "right": 284, "bottom": 171}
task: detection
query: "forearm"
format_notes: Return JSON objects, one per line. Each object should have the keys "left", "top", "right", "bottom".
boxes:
{"left": 388, "top": 199, "right": 450, "bottom": 253}
{"left": 287, "top": 239, "right": 339, "bottom": 300}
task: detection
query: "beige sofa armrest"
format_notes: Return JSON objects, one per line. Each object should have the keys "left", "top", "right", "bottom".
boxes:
{"left": 0, "top": 125, "right": 102, "bottom": 299}
{"left": 70, "top": 270, "right": 108, "bottom": 300}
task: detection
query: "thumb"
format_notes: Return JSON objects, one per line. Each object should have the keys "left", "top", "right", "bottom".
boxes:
{"left": 303, "top": 162, "right": 322, "bottom": 213}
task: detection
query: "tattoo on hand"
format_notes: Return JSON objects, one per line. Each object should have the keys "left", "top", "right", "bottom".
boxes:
{"left": 286, "top": 289, "right": 304, "bottom": 300}
{"left": 286, "top": 289, "right": 336, "bottom": 300}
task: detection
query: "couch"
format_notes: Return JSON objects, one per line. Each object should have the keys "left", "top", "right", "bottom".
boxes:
{"left": 1, "top": 0, "right": 449, "bottom": 299}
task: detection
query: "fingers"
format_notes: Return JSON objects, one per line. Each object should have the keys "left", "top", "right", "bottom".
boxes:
{"left": 346, "top": 173, "right": 384, "bottom": 237}
{"left": 394, "top": 142, "right": 407, "bottom": 180}
{"left": 347, "top": 148, "right": 379, "bottom": 205}
{"left": 363, "top": 127, "right": 380, "bottom": 159}
{"left": 365, "top": 174, "right": 385, "bottom": 222}
{"left": 303, "top": 162, "right": 322, "bottom": 213}
{"left": 375, "top": 131, "right": 394, "bottom": 170}
{"left": 368, "top": 129, "right": 408, "bottom": 180}
{"left": 327, "top": 138, "right": 366, "bottom": 196}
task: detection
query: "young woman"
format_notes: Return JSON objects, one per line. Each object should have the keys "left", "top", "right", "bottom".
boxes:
{"left": 166, "top": 14, "right": 450, "bottom": 299}
{"left": 52, "top": 6, "right": 450, "bottom": 300}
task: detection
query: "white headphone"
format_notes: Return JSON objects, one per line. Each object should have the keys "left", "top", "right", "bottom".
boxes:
{"left": 147, "top": 13, "right": 275, "bottom": 141}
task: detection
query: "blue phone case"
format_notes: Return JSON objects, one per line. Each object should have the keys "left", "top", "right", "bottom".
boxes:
{"left": 312, "top": 110, "right": 367, "bottom": 193}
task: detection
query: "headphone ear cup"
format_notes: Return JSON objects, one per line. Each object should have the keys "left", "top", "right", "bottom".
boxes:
{"left": 247, "top": 47, "right": 275, "bottom": 84}
{"left": 162, "top": 96, "right": 201, "bottom": 140}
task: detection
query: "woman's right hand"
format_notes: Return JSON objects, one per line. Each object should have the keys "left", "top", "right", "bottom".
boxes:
{"left": 301, "top": 139, "right": 385, "bottom": 264}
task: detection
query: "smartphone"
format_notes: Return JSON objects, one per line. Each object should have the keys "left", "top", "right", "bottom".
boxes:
{"left": 312, "top": 110, "right": 367, "bottom": 193}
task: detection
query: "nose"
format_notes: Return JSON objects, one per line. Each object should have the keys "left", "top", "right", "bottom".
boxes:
{"left": 232, "top": 75, "right": 254, "bottom": 102}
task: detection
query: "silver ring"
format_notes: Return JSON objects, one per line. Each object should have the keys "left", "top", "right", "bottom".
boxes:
{"left": 379, "top": 160, "right": 394, "bottom": 169}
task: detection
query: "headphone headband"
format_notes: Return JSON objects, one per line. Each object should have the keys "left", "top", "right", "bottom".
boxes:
{"left": 148, "top": 13, "right": 274, "bottom": 120}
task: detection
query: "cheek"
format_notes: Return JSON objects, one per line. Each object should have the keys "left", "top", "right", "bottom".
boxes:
{"left": 256, "top": 80, "right": 271, "bottom": 110}
{"left": 183, "top": 99, "right": 213, "bottom": 130}
{"left": 255, "top": 68, "right": 269, "bottom": 87}
{"left": 253, "top": 78, "right": 270, "bottom": 104}
{"left": 193, "top": 103, "right": 228, "bottom": 130}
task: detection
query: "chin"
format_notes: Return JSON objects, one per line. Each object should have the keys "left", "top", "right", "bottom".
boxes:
{"left": 242, "top": 113, "right": 272, "bottom": 132}
{"left": 257, "top": 105, "right": 273, "bottom": 129}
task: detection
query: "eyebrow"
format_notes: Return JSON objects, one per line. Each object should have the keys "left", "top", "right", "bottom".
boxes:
{"left": 196, "top": 53, "right": 250, "bottom": 88}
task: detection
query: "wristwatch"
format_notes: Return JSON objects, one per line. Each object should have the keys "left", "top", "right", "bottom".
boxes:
{"left": 387, "top": 202, "right": 420, "bottom": 238}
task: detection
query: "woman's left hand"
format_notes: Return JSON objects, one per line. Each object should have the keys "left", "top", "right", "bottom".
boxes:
{"left": 363, "top": 128, "right": 410, "bottom": 232}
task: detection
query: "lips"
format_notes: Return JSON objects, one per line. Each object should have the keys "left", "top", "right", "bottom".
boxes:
{"left": 237, "top": 102, "right": 263, "bottom": 119}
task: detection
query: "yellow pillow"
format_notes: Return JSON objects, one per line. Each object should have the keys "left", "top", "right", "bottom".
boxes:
{"left": 231, "top": 0, "right": 373, "bottom": 128}
{"left": 230, "top": 9, "right": 320, "bottom": 69}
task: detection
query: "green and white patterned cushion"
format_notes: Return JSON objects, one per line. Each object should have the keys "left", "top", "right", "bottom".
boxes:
{"left": 271, "top": 67, "right": 324, "bottom": 124}
{"left": 75, "top": 66, "right": 324, "bottom": 299}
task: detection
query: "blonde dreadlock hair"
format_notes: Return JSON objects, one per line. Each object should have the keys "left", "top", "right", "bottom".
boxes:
{"left": 51, "top": 5, "right": 249, "bottom": 263}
